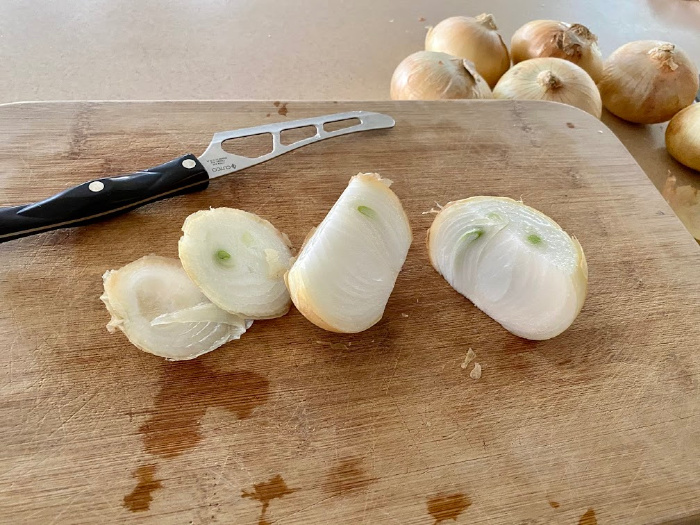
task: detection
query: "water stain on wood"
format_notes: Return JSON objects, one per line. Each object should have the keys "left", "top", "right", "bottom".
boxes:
{"left": 324, "top": 457, "right": 376, "bottom": 496}
{"left": 242, "top": 474, "right": 297, "bottom": 525}
{"left": 277, "top": 103, "right": 288, "bottom": 116}
{"left": 427, "top": 493, "right": 472, "bottom": 524}
{"left": 139, "top": 361, "right": 270, "bottom": 458}
{"left": 123, "top": 464, "right": 162, "bottom": 512}
{"left": 579, "top": 508, "right": 597, "bottom": 525}
{"left": 549, "top": 500, "right": 560, "bottom": 509}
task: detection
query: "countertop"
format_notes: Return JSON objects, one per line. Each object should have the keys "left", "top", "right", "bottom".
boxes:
{"left": 1, "top": 0, "right": 699, "bottom": 237}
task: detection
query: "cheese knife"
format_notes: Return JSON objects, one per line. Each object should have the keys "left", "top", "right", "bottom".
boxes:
{"left": 0, "top": 110, "right": 394, "bottom": 243}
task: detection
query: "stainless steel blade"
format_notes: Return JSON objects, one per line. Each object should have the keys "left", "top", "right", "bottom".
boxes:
{"left": 198, "top": 111, "right": 395, "bottom": 179}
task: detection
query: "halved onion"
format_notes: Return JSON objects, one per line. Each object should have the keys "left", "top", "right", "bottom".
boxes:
{"left": 101, "top": 255, "right": 250, "bottom": 360}
{"left": 178, "top": 208, "right": 293, "bottom": 319}
{"left": 428, "top": 197, "right": 588, "bottom": 340}
{"left": 286, "top": 173, "right": 412, "bottom": 333}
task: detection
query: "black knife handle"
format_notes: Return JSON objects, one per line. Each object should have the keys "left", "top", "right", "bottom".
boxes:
{"left": 0, "top": 154, "right": 209, "bottom": 244}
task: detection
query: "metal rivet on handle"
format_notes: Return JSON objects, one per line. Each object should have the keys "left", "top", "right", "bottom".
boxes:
{"left": 182, "top": 159, "right": 196, "bottom": 169}
{"left": 88, "top": 181, "right": 105, "bottom": 192}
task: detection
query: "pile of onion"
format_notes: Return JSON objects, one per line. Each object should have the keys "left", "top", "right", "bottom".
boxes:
{"left": 493, "top": 57, "right": 602, "bottom": 118}
{"left": 390, "top": 51, "right": 492, "bottom": 101}
{"left": 511, "top": 20, "right": 603, "bottom": 82}
{"left": 598, "top": 41, "right": 699, "bottom": 124}
{"left": 425, "top": 14, "right": 510, "bottom": 88}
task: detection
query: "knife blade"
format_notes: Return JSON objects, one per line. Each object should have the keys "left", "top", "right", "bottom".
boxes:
{"left": 0, "top": 110, "right": 395, "bottom": 244}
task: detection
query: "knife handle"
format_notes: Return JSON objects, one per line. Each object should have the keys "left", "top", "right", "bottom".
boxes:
{"left": 0, "top": 154, "right": 209, "bottom": 244}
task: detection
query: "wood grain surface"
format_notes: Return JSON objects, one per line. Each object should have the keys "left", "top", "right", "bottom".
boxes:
{"left": 0, "top": 101, "right": 698, "bottom": 525}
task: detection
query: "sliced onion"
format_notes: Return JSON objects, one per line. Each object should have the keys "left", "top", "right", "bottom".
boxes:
{"left": 101, "top": 255, "right": 249, "bottom": 360}
{"left": 428, "top": 197, "right": 588, "bottom": 340}
{"left": 178, "top": 208, "right": 293, "bottom": 319}
{"left": 286, "top": 173, "right": 412, "bottom": 333}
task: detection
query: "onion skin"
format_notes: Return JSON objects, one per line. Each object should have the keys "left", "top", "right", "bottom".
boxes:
{"left": 390, "top": 51, "right": 492, "bottom": 100}
{"left": 428, "top": 197, "right": 588, "bottom": 340}
{"left": 425, "top": 14, "right": 510, "bottom": 88}
{"left": 598, "top": 41, "right": 699, "bottom": 124}
{"left": 511, "top": 20, "right": 603, "bottom": 82}
{"left": 666, "top": 103, "right": 700, "bottom": 171}
{"left": 286, "top": 173, "right": 412, "bottom": 334}
{"left": 493, "top": 58, "right": 602, "bottom": 119}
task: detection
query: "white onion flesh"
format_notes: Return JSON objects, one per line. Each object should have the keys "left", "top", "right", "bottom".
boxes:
{"left": 428, "top": 197, "right": 588, "bottom": 340}
{"left": 286, "top": 173, "right": 412, "bottom": 333}
{"left": 178, "top": 208, "right": 293, "bottom": 319}
{"left": 101, "top": 255, "right": 250, "bottom": 360}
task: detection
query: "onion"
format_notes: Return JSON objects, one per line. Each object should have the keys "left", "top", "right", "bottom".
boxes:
{"left": 493, "top": 58, "right": 602, "bottom": 118}
{"left": 425, "top": 14, "right": 510, "bottom": 88}
{"left": 285, "top": 173, "right": 412, "bottom": 333}
{"left": 390, "top": 51, "right": 492, "bottom": 101}
{"left": 666, "top": 103, "right": 700, "bottom": 171}
{"left": 178, "top": 208, "right": 293, "bottom": 319}
{"left": 511, "top": 20, "right": 603, "bottom": 82}
{"left": 428, "top": 197, "right": 588, "bottom": 340}
{"left": 101, "top": 255, "right": 250, "bottom": 360}
{"left": 598, "top": 41, "right": 699, "bottom": 124}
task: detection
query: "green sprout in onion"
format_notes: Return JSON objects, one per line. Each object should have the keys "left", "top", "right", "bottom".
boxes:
{"left": 241, "top": 231, "right": 255, "bottom": 246}
{"left": 216, "top": 249, "right": 231, "bottom": 260}
{"left": 215, "top": 249, "right": 234, "bottom": 267}
{"left": 357, "top": 205, "right": 377, "bottom": 219}
{"left": 527, "top": 233, "right": 543, "bottom": 245}
{"left": 459, "top": 228, "right": 484, "bottom": 244}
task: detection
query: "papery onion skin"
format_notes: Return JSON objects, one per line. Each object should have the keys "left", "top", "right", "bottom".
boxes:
{"left": 178, "top": 208, "right": 293, "bottom": 320}
{"left": 493, "top": 57, "right": 602, "bottom": 118}
{"left": 666, "top": 103, "right": 700, "bottom": 172}
{"left": 101, "top": 255, "right": 249, "bottom": 360}
{"left": 425, "top": 14, "right": 510, "bottom": 88}
{"left": 511, "top": 20, "right": 603, "bottom": 82}
{"left": 598, "top": 40, "right": 699, "bottom": 124}
{"left": 286, "top": 173, "right": 412, "bottom": 334}
{"left": 428, "top": 197, "right": 588, "bottom": 340}
{"left": 390, "top": 51, "right": 492, "bottom": 100}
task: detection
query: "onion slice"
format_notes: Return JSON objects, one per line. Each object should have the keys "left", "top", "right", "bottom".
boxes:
{"left": 178, "top": 208, "right": 293, "bottom": 319}
{"left": 286, "top": 173, "right": 412, "bottom": 333}
{"left": 101, "top": 255, "right": 250, "bottom": 360}
{"left": 428, "top": 197, "right": 587, "bottom": 340}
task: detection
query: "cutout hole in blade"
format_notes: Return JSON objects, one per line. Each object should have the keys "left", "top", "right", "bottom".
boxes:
{"left": 280, "top": 125, "right": 318, "bottom": 146}
{"left": 221, "top": 133, "right": 273, "bottom": 158}
{"left": 323, "top": 117, "right": 361, "bottom": 133}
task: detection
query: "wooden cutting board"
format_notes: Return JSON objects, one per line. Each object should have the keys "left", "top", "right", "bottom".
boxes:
{"left": 1, "top": 101, "right": 698, "bottom": 525}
